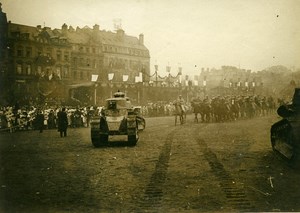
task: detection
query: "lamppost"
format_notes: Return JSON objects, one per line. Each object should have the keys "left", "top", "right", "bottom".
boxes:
{"left": 91, "top": 74, "right": 99, "bottom": 105}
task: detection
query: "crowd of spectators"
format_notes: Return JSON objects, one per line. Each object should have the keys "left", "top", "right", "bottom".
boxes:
{"left": 0, "top": 105, "right": 102, "bottom": 133}
{"left": 0, "top": 94, "right": 287, "bottom": 133}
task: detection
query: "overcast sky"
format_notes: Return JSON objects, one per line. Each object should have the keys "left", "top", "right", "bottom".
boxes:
{"left": 2, "top": 0, "right": 300, "bottom": 76}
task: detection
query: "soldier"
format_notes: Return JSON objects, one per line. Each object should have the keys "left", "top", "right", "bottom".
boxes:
{"left": 36, "top": 109, "right": 45, "bottom": 133}
{"left": 176, "top": 95, "right": 186, "bottom": 112}
{"left": 57, "top": 107, "right": 68, "bottom": 137}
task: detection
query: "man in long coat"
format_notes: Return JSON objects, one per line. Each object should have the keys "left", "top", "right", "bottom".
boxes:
{"left": 57, "top": 107, "right": 68, "bottom": 137}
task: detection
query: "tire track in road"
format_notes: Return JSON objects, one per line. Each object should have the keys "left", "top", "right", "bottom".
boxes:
{"left": 137, "top": 128, "right": 176, "bottom": 212}
{"left": 195, "top": 128, "right": 255, "bottom": 212}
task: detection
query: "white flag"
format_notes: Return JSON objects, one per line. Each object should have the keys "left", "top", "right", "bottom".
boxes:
{"left": 108, "top": 73, "right": 114, "bottom": 81}
{"left": 91, "top": 74, "right": 98, "bottom": 82}
{"left": 123, "top": 75, "right": 129, "bottom": 82}
{"left": 135, "top": 72, "right": 143, "bottom": 82}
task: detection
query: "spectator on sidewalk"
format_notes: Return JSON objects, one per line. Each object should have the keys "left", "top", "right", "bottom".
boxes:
{"left": 57, "top": 107, "right": 68, "bottom": 137}
{"left": 36, "top": 110, "right": 45, "bottom": 133}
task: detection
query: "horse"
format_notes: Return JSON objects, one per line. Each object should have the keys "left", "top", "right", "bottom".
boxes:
{"left": 191, "top": 99, "right": 202, "bottom": 123}
{"left": 174, "top": 102, "right": 186, "bottom": 126}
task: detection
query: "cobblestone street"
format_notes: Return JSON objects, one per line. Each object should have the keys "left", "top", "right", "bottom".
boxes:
{"left": 1, "top": 115, "right": 300, "bottom": 212}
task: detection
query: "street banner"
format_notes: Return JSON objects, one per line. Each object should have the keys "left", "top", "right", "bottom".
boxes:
{"left": 91, "top": 74, "right": 99, "bottom": 82}
{"left": 135, "top": 72, "right": 143, "bottom": 83}
{"left": 108, "top": 73, "right": 114, "bottom": 81}
{"left": 122, "top": 75, "right": 129, "bottom": 82}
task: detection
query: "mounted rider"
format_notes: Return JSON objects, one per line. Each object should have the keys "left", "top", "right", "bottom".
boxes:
{"left": 175, "top": 95, "right": 186, "bottom": 113}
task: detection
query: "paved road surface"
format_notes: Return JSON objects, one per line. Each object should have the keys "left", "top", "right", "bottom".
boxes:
{"left": 0, "top": 114, "right": 299, "bottom": 212}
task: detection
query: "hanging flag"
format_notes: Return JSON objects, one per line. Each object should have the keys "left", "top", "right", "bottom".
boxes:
{"left": 135, "top": 72, "right": 143, "bottom": 83}
{"left": 203, "top": 80, "right": 207, "bottom": 86}
{"left": 252, "top": 82, "right": 255, "bottom": 87}
{"left": 108, "top": 73, "right": 114, "bottom": 81}
{"left": 122, "top": 75, "right": 129, "bottom": 82}
{"left": 194, "top": 80, "right": 199, "bottom": 86}
{"left": 91, "top": 74, "right": 99, "bottom": 82}
{"left": 245, "top": 81, "right": 249, "bottom": 87}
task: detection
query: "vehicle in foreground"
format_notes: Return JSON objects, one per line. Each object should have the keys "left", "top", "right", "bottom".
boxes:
{"left": 271, "top": 88, "right": 300, "bottom": 167}
{"left": 90, "top": 92, "right": 145, "bottom": 147}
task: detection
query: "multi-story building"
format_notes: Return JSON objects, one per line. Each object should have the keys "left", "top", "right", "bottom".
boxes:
{"left": 0, "top": 4, "right": 150, "bottom": 106}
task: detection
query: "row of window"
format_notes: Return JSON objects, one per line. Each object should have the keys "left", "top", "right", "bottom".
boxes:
{"left": 74, "top": 44, "right": 148, "bottom": 57}
{"left": 16, "top": 63, "right": 69, "bottom": 79}
{"left": 15, "top": 63, "right": 96, "bottom": 81}
{"left": 103, "top": 45, "right": 148, "bottom": 56}
{"left": 105, "top": 57, "right": 148, "bottom": 71}
{"left": 77, "top": 46, "right": 98, "bottom": 54}
{"left": 72, "top": 57, "right": 99, "bottom": 68}
{"left": 14, "top": 46, "right": 70, "bottom": 62}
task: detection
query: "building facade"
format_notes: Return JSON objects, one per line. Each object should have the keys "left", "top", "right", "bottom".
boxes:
{"left": 0, "top": 4, "right": 150, "bottom": 106}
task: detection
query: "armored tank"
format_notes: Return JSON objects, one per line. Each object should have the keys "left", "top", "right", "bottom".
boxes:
{"left": 271, "top": 88, "right": 300, "bottom": 167}
{"left": 90, "top": 92, "right": 144, "bottom": 147}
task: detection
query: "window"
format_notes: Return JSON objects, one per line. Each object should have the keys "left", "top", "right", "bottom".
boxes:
{"left": 73, "top": 71, "right": 77, "bottom": 79}
{"left": 17, "top": 48, "right": 23, "bottom": 57}
{"left": 56, "top": 50, "right": 62, "bottom": 61}
{"left": 17, "top": 64, "right": 22, "bottom": 74}
{"left": 37, "top": 66, "right": 42, "bottom": 75}
{"left": 64, "top": 51, "right": 69, "bottom": 61}
{"left": 80, "top": 71, "right": 83, "bottom": 79}
{"left": 73, "top": 57, "right": 77, "bottom": 67}
{"left": 63, "top": 66, "right": 68, "bottom": 78}
{"left": 26, "top": 64, "right": 31, "bottom": 75}
{"left": 86, "top": 47, "right": 89, "bottom": 53}
{"left": 56, "top": 67, "right": 61, "bottom": 79}
{"left": 92, "top": 48, "right": 96, "bottom": 54}
{"left": 26, "top": 47, "right": 32, "bottom": 57}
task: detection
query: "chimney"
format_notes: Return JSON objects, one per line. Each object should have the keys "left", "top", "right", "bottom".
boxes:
{"left": 139, "top": 33, "right": 144, "bottom": 45}
{"left": 93, "top": 24, "right": 100, "bottom": 31}
{"left": 62, "top": 23, "right": 68, "bottom": 34}
{"left": 116, "top": 29, "right": 124, "bottom": 40}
